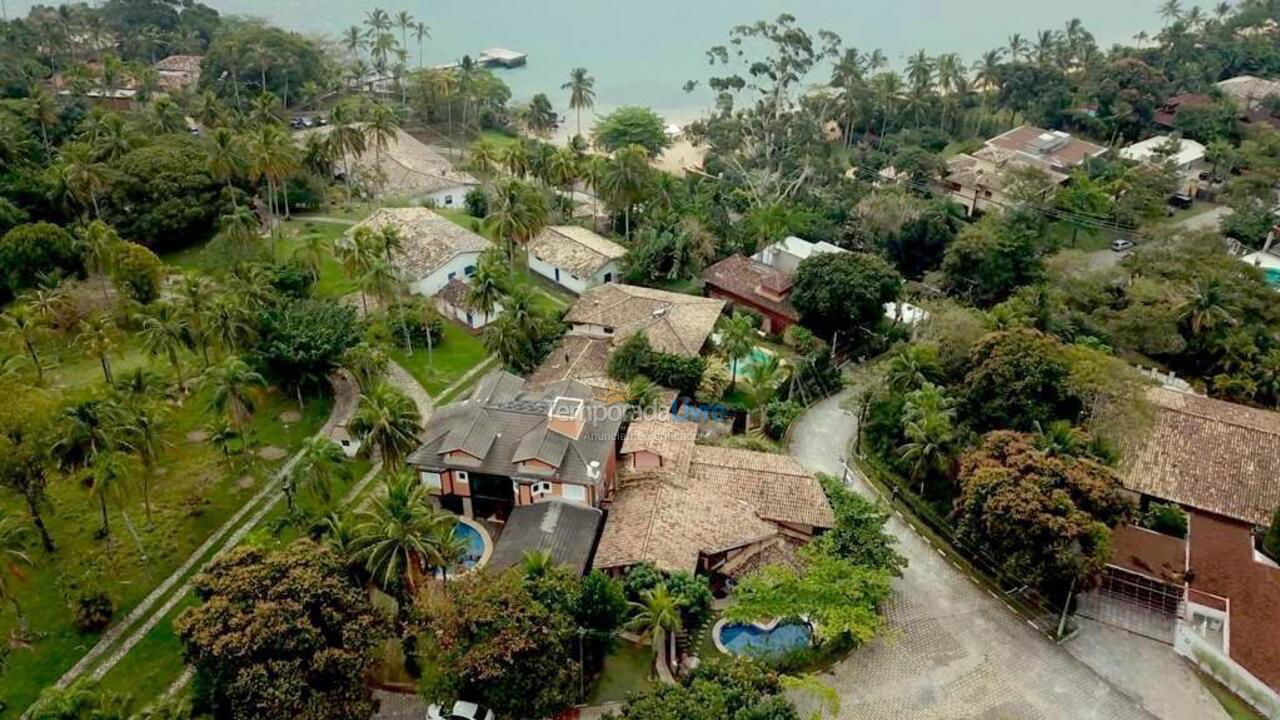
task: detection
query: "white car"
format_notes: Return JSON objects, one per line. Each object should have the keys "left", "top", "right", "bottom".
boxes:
{"left": 1110, "top": 239, "right": 1135, "bottom": 253}
{"left": 426, "top": 701, "right": 496, "bottom": 720}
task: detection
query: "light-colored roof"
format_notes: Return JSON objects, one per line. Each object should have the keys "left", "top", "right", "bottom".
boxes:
{"left": 154, "top": 54, "right": 203, "bottom": 73}
{"left": 753, "top": 236, "right": 846, "bottom": 264}
{"left": 946, "top": 149, "right": 1069, "bottom": 192}
{"left": 435, "top": 276, "right": 471, "bottom": 308}
{"left": 596, "top": 421, "right": 835, "bottom": 572}
{"left": 347, "top": 208, "right": 489, "bottom": 280}
{"left": 1217, "top": 75, "right": 1280, "bottom": 111}
{"left": 528, "top": 226, "right": 627, "bottom": 278}
{"left": 1119, "top": 135, "right": 1206, "bottom": 167}
{"left": 564, "top": 284, "right": 724, "bottom": 356}
{"left": 299, "top": 126, "right": 477, "bottom": 195}
{"left": 1123, "top": 388, "right": 1280, "bottom": 526}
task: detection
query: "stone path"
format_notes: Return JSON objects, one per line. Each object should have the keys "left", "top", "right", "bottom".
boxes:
{"left": 299, "top": 215, "right": 359, "bottom": 226}
{"left": 384, "top": 360, "right": 434, "bottom": 430}
{"left": 46, "top": 373, "right": 362, "bottom": 698}
{"left": 787, "top": 389, "right": 1157, "bottom": 720}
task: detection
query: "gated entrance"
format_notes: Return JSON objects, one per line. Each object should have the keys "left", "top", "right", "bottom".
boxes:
{"left": 1077, "top": 565, "right": 1184, "bottom": 643}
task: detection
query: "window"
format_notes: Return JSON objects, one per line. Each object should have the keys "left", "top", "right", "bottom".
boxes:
{"left": 455, "top": 471, "right": 469, "bottom": 484}
{"left": 531, "top": 481, "right": 553, "bottom": 497}
{"left": 554, "top": 267, "right": 561, "bottom": 282}
{"left": 603, "top": 327, "right": 614, "bottom": 335}
{"left": 465, "top": 265, "right": 476, "bottom": 276}
{"left": 448, "top": 271, "right": 457, "bottom": 280}
{"left": 420, "top": 471, "right": 442, "bottom": 490}
{"left": 603, "top": 272, "right": 613, "bottom": 283}
{"left": 444, "top": 195, "right": 454, "bottom": 205}
{"left": 562, "top": 484, "right": 587, "bottom": 503}
{"left": 466, "top": 313, "right": 474, "bottom": 325}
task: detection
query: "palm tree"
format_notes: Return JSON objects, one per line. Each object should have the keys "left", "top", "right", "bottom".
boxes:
{"left": 412, "top": 22, "right": 431, "bottom": 68}
{"left": 742, "top": 354, "right": 786, "bottom": 429}
{"left": 2, "top": 305, "right": 46, "bottom": 384}
{"left": 468, "top": 137, "right": 501, "bottom": 174}
{"left": 1160, "top": 0, "right": 1184, "bottom": 26}
{"left": 1007, "top": 33, "right": 1027, "bottom": 62}
{"left": 286, "top": 436, "right": 351, "bottom": 510}
{"left": 291, "top": 231, "right": 331, "bottom": 282}
{"left": 465, "top": 258, "right": 508, "bottom": 326}
{"left": 119, "top": 401, "right": 166, "bottom": 524}
{"left": 502, "top": 140, "right": 531, "bottom": 178}
{"left": 61, "top": 141, "right": 108, "bottom": 218}
{"left": 80, "top": 220, "right": 120, "bottom": 302}
{"left": 366, "top": 101, "right": 400, "bottom": 171}
{"left": 86, "top": 450, "right": 131, "bottom": 538}
{"left": 394, "top": 11, "right": 415, "bottom": 64}
{"left": 343, "top": 25, "right": 366, "bottom": 60}
{"left": 247, "top": 123, "right": 298, "bottom": 241}
{"left": 352, "top": 471, "right": 452, "bottom": 600}
{"left": 425, "top": 521, "right": 469, "bottom": 586}
{"left": 624, "top": 376, "right": 661, "bottom": 413}
{"left": 885, "top": 345, "right": 938, "bottom": 393}
{"left": 204, "top": 356, "right": 266, "bottom": 432}
{"left": 485, "top": 178, "right": 549, "bottom": 264}
{"left": 205, "top": 417, "right": 239, "bottom": 468}
{"left": 28, "top": 85, "right": 57, "bottom": 157}
{"left": 0, "top": 517, "right": 32, "bottom": 628}
{"left": 1180, "top": 280, "right": 1238, "bottom": 336}
{"left": 341, "top": 342, "right": 389, "bottom": 392}
{"left": 627, "top": 584, "right": 684, "bottom": 647}
{"left": 897, "top": 383, "right": 956, "bottom": 490}
{"left": 53, "top": 398, "right": 118, "bottom": 473}
{"left": 327, "top": 104, "right": 367, "bottom": 205}
{"left": 174, "top": 273, "right": 215, "bottom": 367}
{"left": 76, "top": 312, "right": 120, "bottom": 384}
{"left": 719, "top": 312, "right": 756, "bottom": 390}
{"left": 562, "top": 67, "right": 596, "bottom": 138}
{"left": 205, "top": 127, "right": 245, "bottom": 200}
{"left": 599, "top": 145, "right": 651, "bottom": 238}
{"left": 350, "top": 381, "right": 422, "bottom": 469}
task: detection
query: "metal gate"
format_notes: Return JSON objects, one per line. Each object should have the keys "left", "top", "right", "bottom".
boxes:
{"left": 1077, "top": 565, "right": 1184, "bottom": 644}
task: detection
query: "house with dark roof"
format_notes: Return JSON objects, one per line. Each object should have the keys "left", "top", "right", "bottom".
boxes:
{"left": 1092, "top": 388, "right": 1280, "bottom": 715}
{"left": 701, "top": 237, "right": 847, "bottom": 334}
{"left": 488, "top": 499, "right": 603, "bottom": 575}
{"left": 529, "top": 284, "right": 723, "bottom": 399}
{"left": 346, "top": 208, "right": 491, "bottom": 299}
{"left": 527, "top": 225, "right": 627, "bottom": 294}
{"left": 407, "top": 370, "right": 624, "bottom": 521}
{"left": 594, "top": 419, "right": 834, "bottom": 590}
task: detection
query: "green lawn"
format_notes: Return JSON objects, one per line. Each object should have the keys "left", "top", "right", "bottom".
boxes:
{"left": 1199, "top": 674, "right": 1267, "bottom": 720}
{"left": 389, "top": 320, "right": 490, "bottom": 398}
{"left": 0, "top": 365, "right": 332, "bottom": 717}
{"left": 1046, "top": 221, "right": 1124, "bottom": 253}
{"left": 587, "top": 640, "right": 656, "bottom": 705}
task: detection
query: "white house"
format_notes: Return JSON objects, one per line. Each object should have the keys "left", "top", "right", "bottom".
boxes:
{"left": 298, "top": 126, "right": 477, "bottom": 208}
{"left": 752, "top": 236, "right": 846, "bottom": 275}
{"left": 345, "top": 208, "right": 491, "bottom": 298}
{"left": 1120, "top": 135, "right": 1209, "bottom": 196}
{"left": 435, "top": 276, "right": 502, "bottom": 329}
{"left": 527, "top": 225, "right": 627, "bottom": 294}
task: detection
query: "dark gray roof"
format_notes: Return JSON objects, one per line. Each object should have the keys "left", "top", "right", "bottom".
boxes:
{"left": 407, "top": 370, "right": 623, "bottom": 487}
{"left": 489, "top": 500, "right": 604, "bottom": 575}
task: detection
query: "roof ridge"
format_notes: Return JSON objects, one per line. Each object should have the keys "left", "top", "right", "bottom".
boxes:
{"left": 1159, "top": 397, "right": 1280, "bottom": 437}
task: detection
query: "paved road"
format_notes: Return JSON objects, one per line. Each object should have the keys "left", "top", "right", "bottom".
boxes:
{"left": 1175, "top": 205, "right": 1231, "bottom": 233}
{"left": 788, "top": 390, "right": 1158, "bottom": 720}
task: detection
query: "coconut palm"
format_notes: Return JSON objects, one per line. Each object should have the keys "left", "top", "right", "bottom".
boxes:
{"left": 719, "top": 312, "right": 757, "bottom": 390}
{"left": 1180, "top": 280, "right": 1238, "bottom": 336}
{"left": 502, "top": 140, "right": 531, "bottom": 178}
{"left": 137, "top": 303, "right": 191, "bottom": 388}
{"left": 52, "top": 398, "right": 118, "bottom": 474}
{"left": 174, "top": 273, "right": 215, "bottom": 367}
{"left": 86, "top": 450, "right": 132, "bottom": 538}
{"left": 1006, "top": 33, "right": 1027, "bottom": 61}
{"left": 624, "top": 376, "right": 661, "bottom": 413}
{"left": 350, "top": 381, "right": 422, "bottom": 469}
{"left": 465, "top": 258, "right": 508, "bottom": 326}
{"left": 203, "top": 356, "right": 266, "bottom": 431}
{"left": 28, "top": 85, "right": 58, "bottom": 157}
{"left": 468, "top": 136, "right": 501, "bottom": 174}
{"left": 425, "top": 521, "right": 470, "bottom": 586}
{"left": 61, "top": 141, "right": 108, "bottom": 217}
{"left": 286, "top": 436, "right": 351, "bottom": 510}
{"left": 76, "top": 312, "right": 121, "bottom": 384}
{"left": 0, "top": 517, "right": 32, "bottom": 627}
{"left": 394, "top": 11, "right": 415, "bottom": 62}
{"left": 291, "top": 231, "right": 331, "bottom": 283}
{"left": 80, "top": 220, "right": 120, "bottom": 302}
{"left": 2, "top": 305, "right": 47, "bottom": 384}
{"left": 742, "top": 354, "right": 787, "bottom": 429}
{"left": 366, "top": 101, "right": 399, "bottom": 170}
{"left": 485, "top": 178, "right": 549, "bottom": 264}
{"left": 352, "top": 471, "right": 452, "bottom": 599}
{"left": 119, "top": 401, "right": 167, "bottom": 525}
{"left": 885, "top": 345, "right": 939, "bottom": 393}
{"left": 341, "top": 342, "right": 389, "bottom": 392}
{"left": 562, "top": 67, "right": 596, "bottom": 138}
{"left": 412, "top": 22, "right": 431, "bottom": 68}
{"left": 897, "top": 383, "right": 956, "bottom": 490}
{"left": 343, "top": 25, "right": 366, "bottom": 60}
{"left": 327, "top": 104, "right": 367, "bottom": 205}
{"left": 205, "top": 417, "right": 239, "bottom": 468}
{"left": 598, "top": 145, "right": 651, "bottom": 238}
{"left": 1159, "top": 0, "right": 1183, "bottom": 26}
{"left": 247, "top": 122, "right": 299, "bottom": 240}
{"left": 627, "top": 584, "right": 684, "bottom": 647}
{"left": 205, "top": 127, "right": 245, "bottom": 199}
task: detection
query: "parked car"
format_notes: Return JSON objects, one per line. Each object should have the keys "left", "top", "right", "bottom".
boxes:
{"left": 1111, "top": 238, "right": 1135, "bottom": 253}
{"left": 1168, "top": 192, "right": 1194, "bottom": 209}
{"left": 426, "top": 702, "right": 495, "bottom": 720}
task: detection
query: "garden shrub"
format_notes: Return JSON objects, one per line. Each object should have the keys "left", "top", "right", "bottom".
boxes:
{"left": 1142, "top": 502, "right": 1188, "bottom": 539}
{"left": 72, "top": 591, "right": 115, "bottom": 632}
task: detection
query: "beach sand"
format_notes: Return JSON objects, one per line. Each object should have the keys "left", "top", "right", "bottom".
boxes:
{"left": 653, "top": 138, "right": 707, "bottom": 176}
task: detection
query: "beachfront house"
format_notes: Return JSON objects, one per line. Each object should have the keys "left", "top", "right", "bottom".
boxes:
{"left": 529, "top": 284, "right": 724, "bottom": 399}
{"left": 945, "top": 125, "right": 1108, "bottom": 216}
{"left": 594, "top": 418, "right": 834, "bottom": 590}
{"left": 406, "top": 370, "right": 624, "bottom": 521}
{"left": 298, "top": 126, "right": 478, "bottom": 207}
{"left": 345, "top": 207, "right": 490, "bottom": 299}
{"left": 527, "top": 225, "right": 627, "bottom": 294}
{"left": 1085, "top": 389, "right": 1280, "bottom": 715}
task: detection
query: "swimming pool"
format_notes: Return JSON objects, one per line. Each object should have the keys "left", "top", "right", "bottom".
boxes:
{"left": 713, "top": 619, "right": 813, "bottom": 657}
{"left": 454, "top": 522, "right": 486, "bottom": 570}
{"left": 1265, "top": 268, "right": 1280, "bottom": 289}
{"left": 733, "top": 347, "right": 774, "bottom": 378}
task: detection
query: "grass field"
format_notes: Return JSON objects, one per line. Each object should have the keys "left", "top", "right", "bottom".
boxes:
{"left": 389, "top": 321, "right": 490, "bottom": 398}
{"left": 587, "top": 641, "right": 656, "bottom": 705}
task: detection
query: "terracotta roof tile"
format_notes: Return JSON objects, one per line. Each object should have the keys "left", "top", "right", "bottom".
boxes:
{"left": 563, "top": 284, "right": 724, "bottom": 357}
{"left": 701, "top": 254, "right": 798, "bottom": 321}
{"left": 529, "top": 226, "right": 627, "bottom": 278}
{"left": 347, "top": 208, "right": 490, "bottom": 280}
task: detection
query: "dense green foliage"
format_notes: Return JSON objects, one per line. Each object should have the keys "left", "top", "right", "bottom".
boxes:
{"left": 0, "top": 222, "right": 81, "bottom": 295}
{"left": 255, "top": 299, "right": 361, "bottom": 397}
{"left": 790, "top": 252, "right": 902, "bottom": 337}
{"left": 606, "top": 658, "right": 799, "bottom": 720}
{"left": 592, "top": 106, "right": 672, "bottom": 156}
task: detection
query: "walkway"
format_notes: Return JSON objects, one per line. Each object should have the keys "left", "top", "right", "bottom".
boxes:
{"left": 385, "top": 360, "right": 434, "bottom": 429}
{"left": 48, "top": 373, "right": 362, "bottom": 695}
{"left": 788, "top": 389, "right": 1157, "bottom": 720}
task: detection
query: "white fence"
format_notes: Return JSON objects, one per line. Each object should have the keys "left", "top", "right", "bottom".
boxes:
{"left": 1176, "top": 623, "right": 1280, "bottom": 718}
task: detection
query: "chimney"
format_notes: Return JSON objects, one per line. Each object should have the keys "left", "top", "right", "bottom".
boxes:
{"left": 548, "top": 396, "right": 586, "bottom": 440}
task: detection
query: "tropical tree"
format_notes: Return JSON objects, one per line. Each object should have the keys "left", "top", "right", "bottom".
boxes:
{"left": 2, "top": 305, "right": 47, "bottom": 384}
{"left": 76, "top": 312, "right": 121, "bottom": 384}
{"left": 286, "top": 436, "right": 351, "bottom": 510}
{"left": 352, "top": 471, "right": 452, "bottom": 600}
{"left": 366, "top": 100, "right": 400, "bottom": 170}
{"left": 598, "top": 144, "right": 652, "bottom": 238}
{"left": 341, "top": 342, "right": 389, "bottom": 392}
{"left": 1180, "top": 280, "right": 1238, "bottom": 336}
{"left": 204, "top": 356, "right": 267, "bottom": 431}
{"left": 0, "top": 517, "right": 32, "bottom": 627}
{"left": 627, "top": 584, "right": 684, "bottom": 647}
{"left": 718, "top": 312, "right": 756, "bottom": 390}
{"left": 119, "top": 401, "right": 167, "bottom": 525}
{"left": 468, "top": 136, "right": 501, "bottom": 174}
{"left": 897, "top": 383, "right": 957, "bottom": 490}
{"left": 350, "top": 381, "right": 422, "bottom": 469}
{"left": 486, "top": 178, "right": 549, "bottom": 264}
{"left": 327, "top": 104, "right": 367, "bottom": 204}
{"left": 206, "top": 417, "right": 240, "bottom": 469}
{"left": 291, "top": 230, "right": 331, "bottom": 282}
{"left": 80, "top": 220, "right": 120, "bottom": 302}
{"left": 86, "top": 450, "right": 132, "bottom": 538}
{"left": 425, "top": 520, "right": 470, "bottom": 586}
{"left": 205, "top": 127, "right": 245, "bottom": 199}
{"left": 562, "top": 67, "right": 597, "bottom": 138}
{"left": 743, "top": 354, "right": 787, "bottom": 429}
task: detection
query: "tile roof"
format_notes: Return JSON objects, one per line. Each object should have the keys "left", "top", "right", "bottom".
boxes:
{"left": 527, "top": 334, "right": 621, "bottom": 397}
{"left": 488, "top": 499, "right": 603, "bottom": 575}
{"left": 407, "top": 370, "right": 622, "bottom": 487}
{"left": 595, "top": 420, "right": 835, "bottom": 572}
{"left": 300, "top": 126, "right": 478, "bottom": 195}
{"left": 563, "top": 284, "right": 724, "bottom": 357}
{"left": 436, "top": 277, "right": 471, "bottom": 308}
{"left": 154, "top": 54, "right": 203, "bottom": 73}
{"left": 1123, "top": 388, "right": 1280, "bottom": 526}
{"left": 528, "top": 226, "right": 627, "bottom": 278}
{"left": 347, "top": 208, "right": 490, "bottom": 280}
{"left": 701, "top": 254, "right": 798, "bottom": 321}
{"left": 1109, "top": 524, "right": 1187, "bottom": 583}
{"left": 985, "top": 124, "right": 1108, "bottom": 169}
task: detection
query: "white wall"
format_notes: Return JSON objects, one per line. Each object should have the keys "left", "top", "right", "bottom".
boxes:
{"left": 408, "top": 251, "right": 482, "bottom": 298}
{"left": 437, "top": 298, "right": 500, "bottom": 329}
{"left": 528, "top": 253, "right": 618, "bottom": 295}
{"left": 423, "top": 183, "right": 474, "bottom": 210}
{"left": 1175, "top": 621, "right": 1280, "bottom": 717}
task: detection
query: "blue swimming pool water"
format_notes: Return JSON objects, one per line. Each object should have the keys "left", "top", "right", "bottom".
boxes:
{"left": 1264, "top": 268, "right": 1280, "bottom": 288}
{"left": 453, "top": 522, "right": 486, "bottom": 570}
{"left": 717, "top": 621, "right": 812, "bottom": 657}
{"left": 734, "top": 347, "right": 774, "bottom": 377}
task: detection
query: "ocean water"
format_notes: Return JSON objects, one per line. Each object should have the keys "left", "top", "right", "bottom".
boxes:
{"left": 11, "top": 0, "right": 1208, "bottom": 122}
